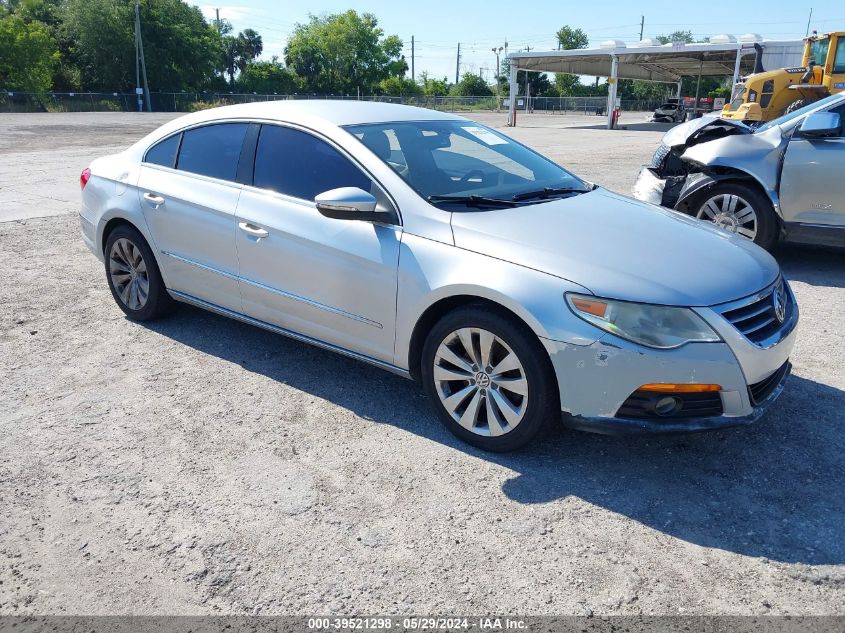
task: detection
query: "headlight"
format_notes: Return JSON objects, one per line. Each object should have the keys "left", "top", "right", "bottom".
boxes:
{"left": 566, "top": 294, "right": 721, "bottom": 349}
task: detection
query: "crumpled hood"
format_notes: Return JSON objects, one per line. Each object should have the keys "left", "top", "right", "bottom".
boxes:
{"left": 661, "top": 115, "right": 751, "bottom": 148}
{"left": 450, "top": 188, "right": 780, "bottom": 307}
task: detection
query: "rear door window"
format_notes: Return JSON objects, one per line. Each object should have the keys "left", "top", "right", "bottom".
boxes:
{"left": 144, "top": 133, "right": 181, "bottom": 168}
{"left": 176, "top": 123, "right": 249, "bottom": 181}
{"left": 253, "top": 125, "right": 371, "bottom": 201}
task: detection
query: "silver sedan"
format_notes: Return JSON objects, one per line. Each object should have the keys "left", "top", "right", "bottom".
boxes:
{"left": 79, "top": 101, "right": 797, "bottom": 451}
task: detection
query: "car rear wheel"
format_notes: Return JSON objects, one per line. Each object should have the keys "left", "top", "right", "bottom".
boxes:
{"left": 421, "top": 306, "right": 558, "bottom": 452}
{"left": 104, "top": 225, "right": 173, "bottom": 321}
{"left": 691, "top": 183, "right": 778, "bottom": 251}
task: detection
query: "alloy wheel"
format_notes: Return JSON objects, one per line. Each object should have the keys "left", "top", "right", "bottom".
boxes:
{"left": 432, "top": 327, "right": 529, "bottom": 437}
{"left": 109, "top": 238, "right": 149, "bottom": 311}
{"left": 696, "top": 193, "right": 758, "bottom": 240}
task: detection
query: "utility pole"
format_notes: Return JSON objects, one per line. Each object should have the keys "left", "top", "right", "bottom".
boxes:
{"left": 492, "top": 46, "right": 503, "bottom": 111}
{"left": 805, "top": 8, "right": 813, "bottom": 37}
{"left": 639, "top": 15, "right": 645, "bottom": 41}
{"left": 455, "top": 43, "right": 461, "bottom": 84}
{"left": 134, "top": 0, "right": 151, "bottom": 112}
{"left": 215, "top": 7, "right": 220, "bottom": 32}
{"left": 411, "top": 36, "right": 415, "bottom": 81}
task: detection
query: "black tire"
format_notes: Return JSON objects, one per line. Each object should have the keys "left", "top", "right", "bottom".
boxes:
{"left": 785, "top": 98, "right": 807, "bottom": 114}
{"left": 103, "top": 224, "right": 173, "bottom": 321}
{"left": 420, "top": 305, "right": 559, "bottom": 452}
{"left": 688, "top": 182, "right": 779, "bottom": 251}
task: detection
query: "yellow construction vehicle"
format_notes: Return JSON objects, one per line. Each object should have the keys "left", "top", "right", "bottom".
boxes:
{"left": 721, "top": 31, "right": 845, "bottom": 123}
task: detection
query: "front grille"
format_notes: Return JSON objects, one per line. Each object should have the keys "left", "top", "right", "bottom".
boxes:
{"left": 616, "top": 390, "right": 724, "bottom": 420}
{"left": 748, "top": 361, "right": 791, "bottom": 405}
{"left": 718, "top": 278, "right": 793, "bottom": 347}
{"left": 651, "top": 143, "right": 670, "bottom": 168}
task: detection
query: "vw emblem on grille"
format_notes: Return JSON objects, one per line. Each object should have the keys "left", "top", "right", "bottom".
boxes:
{"left": 773, "top": 282, "right": 787, "bottom": 323}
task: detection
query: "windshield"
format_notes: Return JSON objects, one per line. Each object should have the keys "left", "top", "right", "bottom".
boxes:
{"left": 658, "top": 103, "right": 677, "bottom": 110}
{"left": 810, "top": 38, "right": 830, "bottom": 66}
{"left": 756, "top": 93, "right": 845, "bottom": 132}
{"left": 344, "top": 120, "right": 589, "bottom": 206}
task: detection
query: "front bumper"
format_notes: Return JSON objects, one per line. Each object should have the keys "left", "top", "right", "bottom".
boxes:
{"left": 565, "top": 361, "right": 790, "bottom": 435}
{"left": 543, "top": 300, "right": 797, "bottom": 435}
{"left": 631, "top": 166, "right": 667, "bottom": 206}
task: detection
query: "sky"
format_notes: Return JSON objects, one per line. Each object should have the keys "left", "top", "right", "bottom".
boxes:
{"left": 197, "top": 0, "right": 844, "bottom": 83}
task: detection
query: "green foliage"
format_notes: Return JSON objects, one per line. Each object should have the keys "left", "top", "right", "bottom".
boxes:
{"left": 378, "top": 75, "right": 422, "bottom": 96}
{"left": 556, "top": 26, "right": 589, "bottom": 50}
{"left": 236, "top": 57, "right": 295, "bottom": 94}
{"left": 549, "top": 24, "right": 589, "bottom": 96}
{"left": 222, "top": 28, "right": 263, "bottom": 87}
{"left": 60, "top": 0, "right": 219, "bottom": 92}
{"left": 656, "top": 30, "right": 695, "bottom": 44}
{"left": 450, "top": 72, "right": 490, "bottom": 96}
{"left": 418, "top": 71, "right": 449, "bottom": 96}
{"left": 285, "top": 10, "right": 405, "bottom": 94}
{"left": 0, "top": 13, "right": 58, "bottom": 90}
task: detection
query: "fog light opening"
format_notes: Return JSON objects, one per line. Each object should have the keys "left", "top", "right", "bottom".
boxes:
{"left": 654, "top": 396, "right": 682, "bottom": 416}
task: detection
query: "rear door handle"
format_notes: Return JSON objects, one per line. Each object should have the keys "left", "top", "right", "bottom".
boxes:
{"left": 238, "top": 222, "right": 269, "bottom": 239}
{"left": 143, "top": 192, "right": 165, "bottom": 208}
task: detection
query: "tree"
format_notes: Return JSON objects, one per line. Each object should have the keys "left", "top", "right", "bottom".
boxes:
{"left": 551, "top": 24, "right": 589, "bottom": 96}
{"left": 656, "top": 30, "right": 695, "bottom": 45}
{"left": 556, "top": 25, "right": 589, "bottom": 50}
{"left": 221, "top": 29, "right": 262, "bottom": 88}
{"left": 450, "top": 72, "right": 490, "bottom": 96}
{"left": 378, "top": 75, "right": 421, "bottom": 96}
{"left": 419, "top": 71, "right": 449, "bottom": 96}
{"left": 236, "top": 57, "right": 295, "bottom": 94}
{"left": 284, "top": 10, "right": 405, "bottom": 94}
{"left": 0, "top": 13, "right": 58, "bottom": 91}
{"left": 61, "top": 0, "right": 220, "bottom": 92}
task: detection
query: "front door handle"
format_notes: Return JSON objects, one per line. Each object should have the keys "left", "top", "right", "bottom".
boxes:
{"left": 143, "top": 192, "right": 165, "bottom": 208}
{"left": 238, "top": 222, "right": 269, "bottom": 239}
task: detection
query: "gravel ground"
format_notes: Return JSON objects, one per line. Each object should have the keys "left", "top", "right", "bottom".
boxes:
{"left": 1, "top": 111, "right": 844, "bottom": 616}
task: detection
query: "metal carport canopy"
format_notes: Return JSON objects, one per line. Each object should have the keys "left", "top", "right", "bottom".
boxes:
{"left": 507, "top": 42, "right": 761, "bottom": 129}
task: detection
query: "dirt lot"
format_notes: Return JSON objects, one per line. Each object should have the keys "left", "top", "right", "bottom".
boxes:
{"left": 1, "top": 110, "right": 844, "bottom": 616}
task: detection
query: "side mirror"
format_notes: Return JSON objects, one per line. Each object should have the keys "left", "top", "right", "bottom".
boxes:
{"left": 315, "top": 187, "right": 378, "bottom": 220}
{"left": 799, "top": 112, "right": 841, "bottom": 138}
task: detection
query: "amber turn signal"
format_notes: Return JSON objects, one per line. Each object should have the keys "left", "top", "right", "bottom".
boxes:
{"left": 570, "top": 297, "right": 608, "bottom": 318}
{"left": 638, "top": 383, "right": 722, "bottom": 393}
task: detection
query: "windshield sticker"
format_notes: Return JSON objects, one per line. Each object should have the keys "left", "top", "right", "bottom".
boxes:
{"left": 461, "top": 126, "right": 508, "bottom": 145}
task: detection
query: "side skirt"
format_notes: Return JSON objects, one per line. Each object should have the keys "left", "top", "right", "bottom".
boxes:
{"left": 168, "top": 289, "right": 413, "bottom": 380}
{"left": 783, "top": 222, "right": 845, "bottom": 248}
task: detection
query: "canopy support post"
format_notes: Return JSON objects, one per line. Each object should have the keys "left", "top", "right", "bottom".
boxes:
{"left": 607, "top": 54, "right": 618, "bottom": 129}
{"left": 676, "top": 80, "right": 683, "bottom": 99}
{"left": 693, "top": 59, "right": 703, "bottom": 118}
{"left": 508, "top": 58, "right": 518, "bottom": 126}
{"left": 731, "top": 46, "right": 743, "bottom": 87}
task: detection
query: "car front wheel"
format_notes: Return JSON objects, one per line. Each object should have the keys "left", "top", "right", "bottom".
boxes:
{"left": 690, "top": 183, "right": 778, "bottom": 250}
{"left": 421, "top": 306, "right": 559, "bottom": 452}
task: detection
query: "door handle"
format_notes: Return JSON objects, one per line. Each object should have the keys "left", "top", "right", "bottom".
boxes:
{"left": 238, "top": 222, "right": 269, "bottom": 239}
{"left": 143, "top": 192, "right": 165, "bottom": 208}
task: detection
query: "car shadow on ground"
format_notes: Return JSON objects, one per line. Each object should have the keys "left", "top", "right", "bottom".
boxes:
{"left": 565, "top": 120, "right": 679, "bottom": 132}
{"left": 776, "top": 242, "right": 845, "bottom": 289}
{"left": 143, "top": 305, "right": 845, "bottom": 566}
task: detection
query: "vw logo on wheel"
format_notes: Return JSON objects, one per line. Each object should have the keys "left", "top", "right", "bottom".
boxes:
{"left": 474, "top": 371, "right": 491, "bottom": 389}
{"left": 773, "top": 283, "right": 787, "bottom": 323}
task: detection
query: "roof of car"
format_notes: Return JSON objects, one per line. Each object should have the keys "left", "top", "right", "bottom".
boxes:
{"left": 187, "top": 99, "right": 463, "bottom": 126}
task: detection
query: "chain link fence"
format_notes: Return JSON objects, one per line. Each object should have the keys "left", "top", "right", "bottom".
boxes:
{"left": 0, "top": 91, "right": 664, "bottom": 115}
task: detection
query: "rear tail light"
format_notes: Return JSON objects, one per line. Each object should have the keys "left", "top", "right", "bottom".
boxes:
{"left": 80, "top": 168, "right": 91, "bottom": 190}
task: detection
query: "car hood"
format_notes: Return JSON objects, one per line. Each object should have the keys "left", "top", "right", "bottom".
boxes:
{"left": 450, "top": 188, "right": 780, "bottom": 307}
{"left": 661, "top": 115, "right": 751, "bottom": 149}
